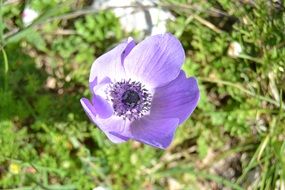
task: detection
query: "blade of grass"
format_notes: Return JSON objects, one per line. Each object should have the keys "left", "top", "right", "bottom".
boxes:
{"left": 281, "top": 141, "right": 285, "bottom": 188}
{"left": 0, "top": 156, "right": 65, "bottom": 175}
{"left": 237, "top": 54, "right": 263, "bottom": 64}
{"left": 236, "top": 144, "right": 260, "bottom": 184}
{"left": 155, "top": 166, "right": 244, "bottom": 190}
{"left": 20, "top": 97, "right": 38, "bottom": 120}
{"left": 236, "top": 144, "right": 273, "bottom": 185}
{"left": 0, "top": 0, "right": 4, "bottom": 45}
{"left": 1, "top": 46, "right": 8, "bottom": 90}
{"left": 257, "top": 135, "right": 270, "bottom": 161}
{"left": 201, "top": 143, "right": 256, "bottom": 170}
{"left": 3, "top": 0, "right": 74, "bottom": 45}
{"left": 259, "top": 155, "right": 270, "bottom": 190}
{"left": 5, "top": 187, "right": 35, "bottom": 190}
{"left": 44, "top": 185, "right": 76, "bottom": 190}
{"left": 175, "top": 15, "right": 194, "bottom": 38}
{"left": 199, "top": 77, "right": 285, "bottom": 110}
{"left": 273, "top": 163, "right": 280, "bottom": 190}
{"left": 27, "top": 175, "right": 76, "bottom": 190}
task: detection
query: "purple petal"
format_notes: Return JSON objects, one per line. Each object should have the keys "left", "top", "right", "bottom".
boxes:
{"left": 92, "top": 77, "right": 111, "bottom": 96}
{"left": 80, "top": 97, "right": 97, "bottom": 123}
{"left": 82, "top": 97, "right": 180, "bottom": 148}
{"left": 86, "top": 77, "right": 113, "bottom": 119}
{"left": 128, "top": 117, "right": 180, "bottom": 149}
{"left": 121, "top": 37, "right": 136, "bottom": 63}
{"left": 89, "top": 38, "right": 136, "bottom": 83}
{"left": 96, "top": 116, "right": 130, "bottom": 143}
{"left": 150, "top": 71, "right": 200, "bottom": 124}
{"left": 89, "top": 77, "right": 97, "bottom": 93}
{"left": 106, "top": 132, "right": 129, "bottom": 143}
{"left": 124, "top": 33, "right": 185, "bottom": 88}
{"left": 91, "top": 95, "right": 113, "bottom": 119}
{"left": 80, "top": 98, "right": 129, "bottom": 143}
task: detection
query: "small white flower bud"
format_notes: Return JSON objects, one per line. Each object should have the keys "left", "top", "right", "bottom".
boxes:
{"left": 228, "top": 41, "right": 242, "bottom": 57}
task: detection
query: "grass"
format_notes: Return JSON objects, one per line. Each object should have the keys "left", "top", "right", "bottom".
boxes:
{"left": 0, "top": 0, "right": 285, "bottom": 189}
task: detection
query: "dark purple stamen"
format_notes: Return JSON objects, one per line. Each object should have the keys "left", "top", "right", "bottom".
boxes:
{"left": 108, "top": 79, "right": 151, "bottom": 120}
{"left": 122, "top": 90, "right": 141, "bottom": 108}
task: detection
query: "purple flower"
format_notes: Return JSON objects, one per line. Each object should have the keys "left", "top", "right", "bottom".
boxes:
{"left": 80, "top": 33, "right": 199, "bottom": 149}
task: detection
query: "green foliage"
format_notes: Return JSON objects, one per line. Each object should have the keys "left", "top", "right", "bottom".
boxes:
{"left": 1, "top": 0, "right": 285, "bottom": 189}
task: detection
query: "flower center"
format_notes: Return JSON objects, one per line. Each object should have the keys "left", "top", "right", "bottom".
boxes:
{"left": 122, "top": 90, "right": 141, "bottom": 108}
{"left": 108, "top": 79, "right": 152, "bottom": 121}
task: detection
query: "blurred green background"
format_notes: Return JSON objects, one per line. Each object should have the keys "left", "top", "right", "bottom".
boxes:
{"left": 0, "top": 0, "right": 285, "bottom": 189}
